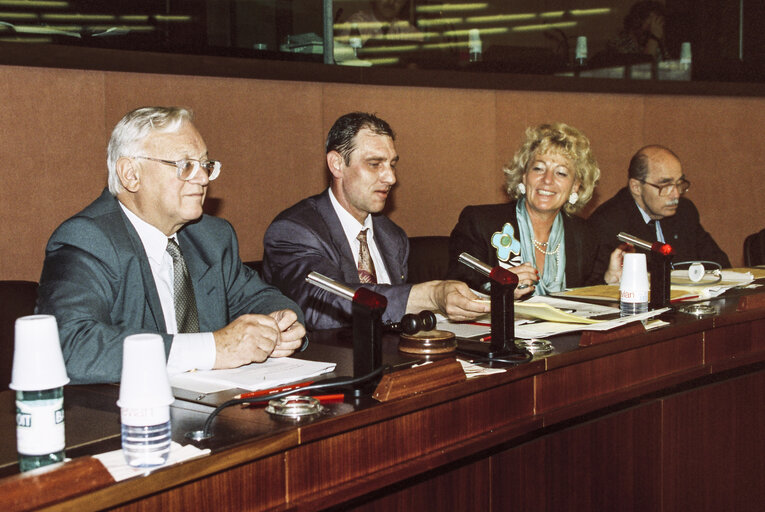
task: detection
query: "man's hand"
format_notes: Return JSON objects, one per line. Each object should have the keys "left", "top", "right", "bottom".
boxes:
{"left": 212, "top": 314, "right": 284, "bottom": 369}
{"left": 268, "top": 309, "right": 306, "bottom": 358}
{"left": 430, "top": 280, "right": 490, "bottom": 321}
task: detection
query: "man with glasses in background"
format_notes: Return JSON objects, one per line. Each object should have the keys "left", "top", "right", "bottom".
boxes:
{"left": 590, "top": 145, "right": 730, "bottom": 284}
{"left": 36, "top": 106, "right": 306, "bottom": 384}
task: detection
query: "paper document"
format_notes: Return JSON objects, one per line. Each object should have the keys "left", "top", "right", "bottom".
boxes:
{"left": 170, "top": 357, "right": 336, "bottom": 394}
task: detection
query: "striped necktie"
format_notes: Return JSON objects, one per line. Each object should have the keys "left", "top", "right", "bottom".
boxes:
{"left": 166, "top": 238, "right": 200, "bottom": 333}
{"left": 356, "top": 230, "right": 377, "bottom": 284}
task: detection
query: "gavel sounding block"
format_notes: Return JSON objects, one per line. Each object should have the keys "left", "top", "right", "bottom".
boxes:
{"left": 373, "top": 358, "right": 466, "bottom": 402}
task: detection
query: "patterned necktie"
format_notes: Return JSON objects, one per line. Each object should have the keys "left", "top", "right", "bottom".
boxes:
{"left": 356, "top": 229, "right": 377, "bottom": 284}
{"left": 166, "top": 238, "right": 200, "bottom": 333}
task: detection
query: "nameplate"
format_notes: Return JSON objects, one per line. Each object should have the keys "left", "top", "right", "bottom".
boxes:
{"left": 579, "top": 322, "right": 646, "bottom": 347}
{"left": 373, "top": 357, "right": 465, "bottom": 402}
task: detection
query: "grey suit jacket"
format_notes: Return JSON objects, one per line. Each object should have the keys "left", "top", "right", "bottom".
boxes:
{"left": 36, "top": 189, "right": 303, "bottom": 384}
{"left": 263, "top": 190, "right": 412, "bottom": 330}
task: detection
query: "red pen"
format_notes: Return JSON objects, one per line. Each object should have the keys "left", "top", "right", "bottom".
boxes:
{"left": 479, "top": 335, "right": 492, "bottom": 342}
{"left": 235, "top": 380, "right": 314, "bottom": 400}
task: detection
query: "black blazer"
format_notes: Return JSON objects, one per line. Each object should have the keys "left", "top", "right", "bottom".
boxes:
{"left": 446, "top": 202, "right": 599, "bottom": 292}
{"left": 588, "top": 187, "right": 730, "bottom": 278}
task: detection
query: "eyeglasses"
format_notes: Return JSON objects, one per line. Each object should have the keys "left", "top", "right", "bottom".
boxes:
{"left": 133, "top": 156, "right": 221, "bottom": 181}
{"left": 639, "top": 178, "right": 690, "bottom": 196}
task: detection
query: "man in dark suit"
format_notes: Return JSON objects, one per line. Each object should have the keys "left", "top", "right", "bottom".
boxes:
{"left": 36, "top": 107, "right": 306, "bottom": 384}
{"left": 263, "top": 112, "right": 489, "bottom": 330}
{"left": 590, "top": 145, "right": 730, "bottom": 283}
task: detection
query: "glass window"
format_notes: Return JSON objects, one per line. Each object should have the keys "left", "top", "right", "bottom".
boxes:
{"left": 0, "top": 1, "right": 762, "bottom": 84}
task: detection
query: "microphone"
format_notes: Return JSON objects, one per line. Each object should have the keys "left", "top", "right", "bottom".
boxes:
{"left": 385, "top": 310, "right": 437, "bottom": 335}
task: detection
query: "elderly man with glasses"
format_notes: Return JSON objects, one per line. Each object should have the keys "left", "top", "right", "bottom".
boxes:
{"left": 589, "top": 145, "right": 730, "bottom": 284}
{"left": 36, "top": 106, "right": 306, "bottom": 384}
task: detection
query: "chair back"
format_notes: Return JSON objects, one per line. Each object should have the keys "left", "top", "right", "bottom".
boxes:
{"left": 0, "top": 281, "right": 38, "bottom": 391}
{"left": 407, "top": 236, "right": 450, "bottom": 283}
{"left": 744, "top": 228, "right": 765, "bottom": 267}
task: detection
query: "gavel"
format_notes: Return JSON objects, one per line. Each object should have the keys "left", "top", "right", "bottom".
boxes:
{"left": 385, "top": 310, "right": 437, "bottom": 335}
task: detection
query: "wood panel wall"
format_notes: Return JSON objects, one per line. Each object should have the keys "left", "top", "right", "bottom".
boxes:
{"left": 1, "top": 64, "right": 763, "bottom": 281}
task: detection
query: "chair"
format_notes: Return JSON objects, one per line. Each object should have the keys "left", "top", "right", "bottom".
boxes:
{"left": 744, "top": 228, "right": 765, "bottom": 266}
{"left": 0, "top": 281, "right": 39, "bottom": 391}
{"left": 407, "top": 236, "right": 451, "bottom": 284}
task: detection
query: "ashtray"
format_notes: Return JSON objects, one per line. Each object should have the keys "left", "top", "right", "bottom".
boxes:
{"left": 676, "top": 303, "right": 716, "bottom": 317}
{"left": 515, "top": 338, "right": 553, "bottom": 355}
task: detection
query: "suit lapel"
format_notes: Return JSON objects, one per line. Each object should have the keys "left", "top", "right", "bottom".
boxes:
{"left": 316, "top": 191, "right": 362, "bottom": 283}
{"left": 178, "top": 224, "right": 223, "bottom": 330}
{"left": 372, "top": 216, "right": 404, "bottom": 284}
{"left": 106, "top": 194, "right": 166, "bottom": 331}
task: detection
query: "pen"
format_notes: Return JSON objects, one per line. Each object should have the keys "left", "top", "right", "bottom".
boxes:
{"left": 671, "top": 295, "right": 699, "bottom": 303}
{"left": 234, "top": 380, "right": 314, "bottom": 400}
{"left": 479, "top": 335, "right": 492, "bottom": 342}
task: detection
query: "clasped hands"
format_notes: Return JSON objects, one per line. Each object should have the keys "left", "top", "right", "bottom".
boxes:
{"left": 212, "top": 309, "right": 306, "bottom": 369}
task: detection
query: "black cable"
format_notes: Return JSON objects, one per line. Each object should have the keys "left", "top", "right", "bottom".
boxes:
{"left": 198, "top": 365, "right": 390, "bottom": 438}
{"left": 456, "top": 348, "right": 533, "bottom": 365}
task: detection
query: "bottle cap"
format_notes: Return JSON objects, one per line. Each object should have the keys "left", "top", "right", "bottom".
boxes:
{"left": 620, "top": 253, "right": 649, "bottom": 302}
{"left": 117, "top": 334, "right": 174, "bottom": 409}
{"left": 10, "top": 315, "right": 69, "bottom": 391}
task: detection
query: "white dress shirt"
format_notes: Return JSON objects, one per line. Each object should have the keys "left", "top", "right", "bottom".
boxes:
{"left": 119, "top": 202, "right": 216, "bottom": 375}
{"left": 635, "top": 202, "right": 665, "bottom": 242}
{"left": 328, "top": 188, "right": 391, "bottom": 284}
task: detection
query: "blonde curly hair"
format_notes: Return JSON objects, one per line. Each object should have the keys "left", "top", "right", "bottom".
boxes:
{"left": 503, "top": 122, "right": 600, "bottom": 214}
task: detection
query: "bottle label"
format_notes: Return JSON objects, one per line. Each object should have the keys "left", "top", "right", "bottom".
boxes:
{"left": 16, "top": 398, "right": 65, "bottom": 455}
{"left": 620, "top": 289, "right": 648, "bottom": 303}
{"left": 121, "top": 406, "right": 170, "bottom": 427}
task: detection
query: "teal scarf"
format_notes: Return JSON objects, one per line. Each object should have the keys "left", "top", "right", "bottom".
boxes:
{"left": 515, "top": 199, "right": 567, "bottom": 295}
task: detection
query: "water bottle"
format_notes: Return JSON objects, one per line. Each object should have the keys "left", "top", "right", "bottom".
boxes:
{"left": 10, "top": 315, "right": 70, "bottom": 472}
{"left": 118, "top": 334, "right": 174, "bottom": 469}
{"left": 620, "top": 253, "right": 649, "bottom": 316}
{"left": 575, "top": 36, "right": 588, "bottom": 68}
{"left": 349, "top": 23, "right": 362, "bottom": 58}
{"left": 469, "top": 29, "right": 483, "bottom": 63}
{"left": 120, "top": 406, "right": 172, "bottom": 468}
{"left": 16, "top": 387, "right": 66, "bottom": 471}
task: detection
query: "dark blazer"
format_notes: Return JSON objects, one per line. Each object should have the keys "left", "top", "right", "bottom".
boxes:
{"left": 446, "top": 202, "right": 599, "bottom": 292}
{"left": 36, "top": 189, "right": 303, "bottom": 384}
{"left": 263, "top": 190, "right": 411, "bottom": 330}
{"left": 589, "top": 187, "right": 731, "bottom": 278}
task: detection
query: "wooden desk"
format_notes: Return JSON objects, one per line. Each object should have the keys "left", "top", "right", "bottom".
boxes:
{"left": 1, "top": 290, "right": 764, "bottom": 511}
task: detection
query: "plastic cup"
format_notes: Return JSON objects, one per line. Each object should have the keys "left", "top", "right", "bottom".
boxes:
{"left": 680, "top": 42, "right": 692, "bottom": 64}
{"left": 117, "top": 334, "right": 173, "bottom": 409}
{"left": 10, "top": 315, "right": 69, "bottom": 391}
{"left": 620, "top": 253, "right": 649, "bottom": 300}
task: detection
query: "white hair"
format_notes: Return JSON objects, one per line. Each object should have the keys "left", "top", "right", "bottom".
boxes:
{"left": 106, "top": 107, "right": 194, "bottom": 195}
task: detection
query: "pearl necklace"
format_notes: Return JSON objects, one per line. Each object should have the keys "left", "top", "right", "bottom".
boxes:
{"left": 532, "top": 238, "right": 560, "bottom": 255}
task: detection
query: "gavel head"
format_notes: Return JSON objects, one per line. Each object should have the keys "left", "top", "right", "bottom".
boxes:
{"left": 399, "top": 310, "right": 437, "bottom": 335}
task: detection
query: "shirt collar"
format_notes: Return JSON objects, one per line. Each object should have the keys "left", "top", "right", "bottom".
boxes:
{"left": 635, "top": 201, "right": 657, "bottom": 225}
{"left": 118, "top": 201, "right": 175, "bottom": 265}
{"left": 328, "top": 188, "right": 375, "bottom": 243}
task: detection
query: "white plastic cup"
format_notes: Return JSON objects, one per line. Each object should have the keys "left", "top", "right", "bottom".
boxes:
{"left": 10, "top": 315, "right": 69, "bottom": 391}
{"left": 680, "top": 42, "right": 692, "bottom": 64}
{"left": 118, "top": 334, "right": 174, "bottom": 468}
{"left": 117, "top": 334, "right": 173, "bottom": 410}
{"left": 575, "top": 36, "right": 588, "bottom": 60}
{"left": 620, "top": 253, "right": 649, "bottom": 315}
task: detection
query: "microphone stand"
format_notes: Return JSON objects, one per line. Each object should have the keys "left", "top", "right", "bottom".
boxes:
{"left": 306, "top": 272, "right": 387, "bottom": 397}
{"left": 617, "top": 232, "right": 674, "bottom": 309}
{"left": 457, "top": 253, "right": 530, "bottom": 362}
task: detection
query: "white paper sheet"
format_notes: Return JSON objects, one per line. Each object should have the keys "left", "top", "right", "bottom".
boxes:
{"left": 170, "top": 357, "right": 336, "bottom": 394}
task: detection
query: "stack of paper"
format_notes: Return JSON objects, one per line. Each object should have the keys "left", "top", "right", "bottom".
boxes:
{"left": 170, "top": 357, "right": 336, "bottom": 394}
